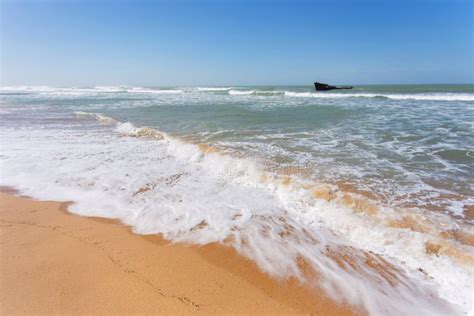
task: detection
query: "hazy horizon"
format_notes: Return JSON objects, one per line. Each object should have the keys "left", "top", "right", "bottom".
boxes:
{"left": 1, "top": 83, "right": 473, "bottom": 88}
{"left": 0, "top": 82, "right": 474, "bottom": 89}
{"left": 1, "top": 0, "right": 473, "bottom": 86}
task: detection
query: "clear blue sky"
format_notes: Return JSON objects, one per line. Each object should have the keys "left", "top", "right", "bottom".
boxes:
{"left": 1, "top": 0, "right": 473, "bottom": 86}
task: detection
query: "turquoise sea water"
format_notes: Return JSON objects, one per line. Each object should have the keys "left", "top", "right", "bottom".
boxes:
{"left": 1, "top": 84, "right": 473, "bottom": 315}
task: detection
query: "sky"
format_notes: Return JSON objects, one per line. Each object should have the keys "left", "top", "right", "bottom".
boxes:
{"left": 1, "top": 0, "right": 473, "bottom": 86}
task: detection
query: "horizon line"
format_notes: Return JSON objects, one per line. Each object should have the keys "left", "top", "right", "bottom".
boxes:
{"left": 1, "top": 83, "right": 473, "bottom": 87}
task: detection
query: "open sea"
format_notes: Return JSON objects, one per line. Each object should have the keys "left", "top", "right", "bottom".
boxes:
{"left": 1, "top": 84, "right": 473, "bottom": 315}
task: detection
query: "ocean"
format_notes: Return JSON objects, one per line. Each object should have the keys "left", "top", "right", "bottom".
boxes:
{"left": 1, "top": 84, "right": 473, "bottom": 315}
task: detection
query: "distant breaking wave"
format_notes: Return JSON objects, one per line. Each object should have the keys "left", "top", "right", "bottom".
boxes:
{"left": 0, "top": 86, "right": 472, "bottom": 101}
{"left": 229, "top": 89, "right": 256, "bottom": 95}
{"left": 283, "top": 91, "right": 474, "bottom": 101}
{"left": 215, "top": 89, "right": 474, "bottom": 101}
{"left": 127, "top": 87, "right": 184, "bottom": 94}
{"left": 197, "top": 87, "right": 232, "bottom": 91}
{"left": 0, "top": 86, "right": 127, "bottom": 94}
{"left": 229, "top": 89, "right": 284, "bottom": 96}
{"left": 0, "top": 86, "right": 184, "bottom": 95}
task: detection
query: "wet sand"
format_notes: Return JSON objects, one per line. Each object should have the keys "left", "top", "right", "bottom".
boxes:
{"left": 0, "top": 192, "right": 356, "bottom": 315}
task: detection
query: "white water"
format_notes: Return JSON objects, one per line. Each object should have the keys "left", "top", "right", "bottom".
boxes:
{"left": 229, "top": 89, "right": 256, "bottom": 95}
{"left": 284, "top": 91, "right": 474, "bottom": 101}
{"left": 1, "top": 113, "right": 471, "bottom": 315}
{"left": 197, "top": 87, "right": 232, "bottom": 91}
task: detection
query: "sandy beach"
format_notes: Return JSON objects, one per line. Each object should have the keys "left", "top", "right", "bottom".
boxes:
{"left": 0, "top": 191, "right": 355, "bottom": 315}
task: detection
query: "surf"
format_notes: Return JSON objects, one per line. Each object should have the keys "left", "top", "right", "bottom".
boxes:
{"left": 2, "top": 110, "right": 472, "bottom": 315}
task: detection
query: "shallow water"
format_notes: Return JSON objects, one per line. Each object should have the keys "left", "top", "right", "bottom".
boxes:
{"left": 1, "top": 85, "right": 473, "bottom": 315}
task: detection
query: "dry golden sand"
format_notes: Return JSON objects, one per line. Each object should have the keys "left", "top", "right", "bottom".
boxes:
{"left": 0, "top": 192, "right": 357, "bottom": 315}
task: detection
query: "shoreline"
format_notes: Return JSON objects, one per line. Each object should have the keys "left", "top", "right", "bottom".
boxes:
{"left": 0, "top": 191, "right": 356, "bottom": 315}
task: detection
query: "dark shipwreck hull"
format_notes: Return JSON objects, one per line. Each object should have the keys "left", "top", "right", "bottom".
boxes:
{"left": 314, "top": 82, "right": 353, "bottom": 91}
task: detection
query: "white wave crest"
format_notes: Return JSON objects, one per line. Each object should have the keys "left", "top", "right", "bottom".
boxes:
{"left": 0, "top": 86, "right": 128, "bottom": 96}
{"left": 197, "top": 87, "right": 232, "bottom": 91}
{"left": 127, "top": 88, "right": 183, "bottom": 94}
{"left": 229, "top": 90, "right": 256, "bottom": 95}
{"left": 74, "top": 111, "right": 117, "bottom": 124}
{"left": 0, "top": 86, "right": 56, "bottom": 92}
{"left": 284, "top": 91, "right": 474, "bottom": 101}
{"left": 115, "top": 122, "right": 165, "bottom": 139}
{"left": 92, "top": 86, "right": 127, "bottom": 92}
{"left": 385, "top": 93, "right": 474, "bottom": 101}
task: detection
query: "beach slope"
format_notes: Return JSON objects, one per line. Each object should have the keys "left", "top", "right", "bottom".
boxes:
{"left": 0, "top": 192, "right": 354, "bottom": 315}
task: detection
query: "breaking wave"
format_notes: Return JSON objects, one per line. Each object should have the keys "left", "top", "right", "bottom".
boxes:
{"left": 127, "top": 87, "right": 184, "bottom": 94}
{"left": 74, "top": 111, "right": 118, "bottom": 124}
{"left": 283, "top": 91, "right": 474, "bottom": 101}
{"left": 229, "top": 89, "right": 256, "bottom": 95}
{"left": 197, "top": 87, "right": 232, "bottom": 91}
